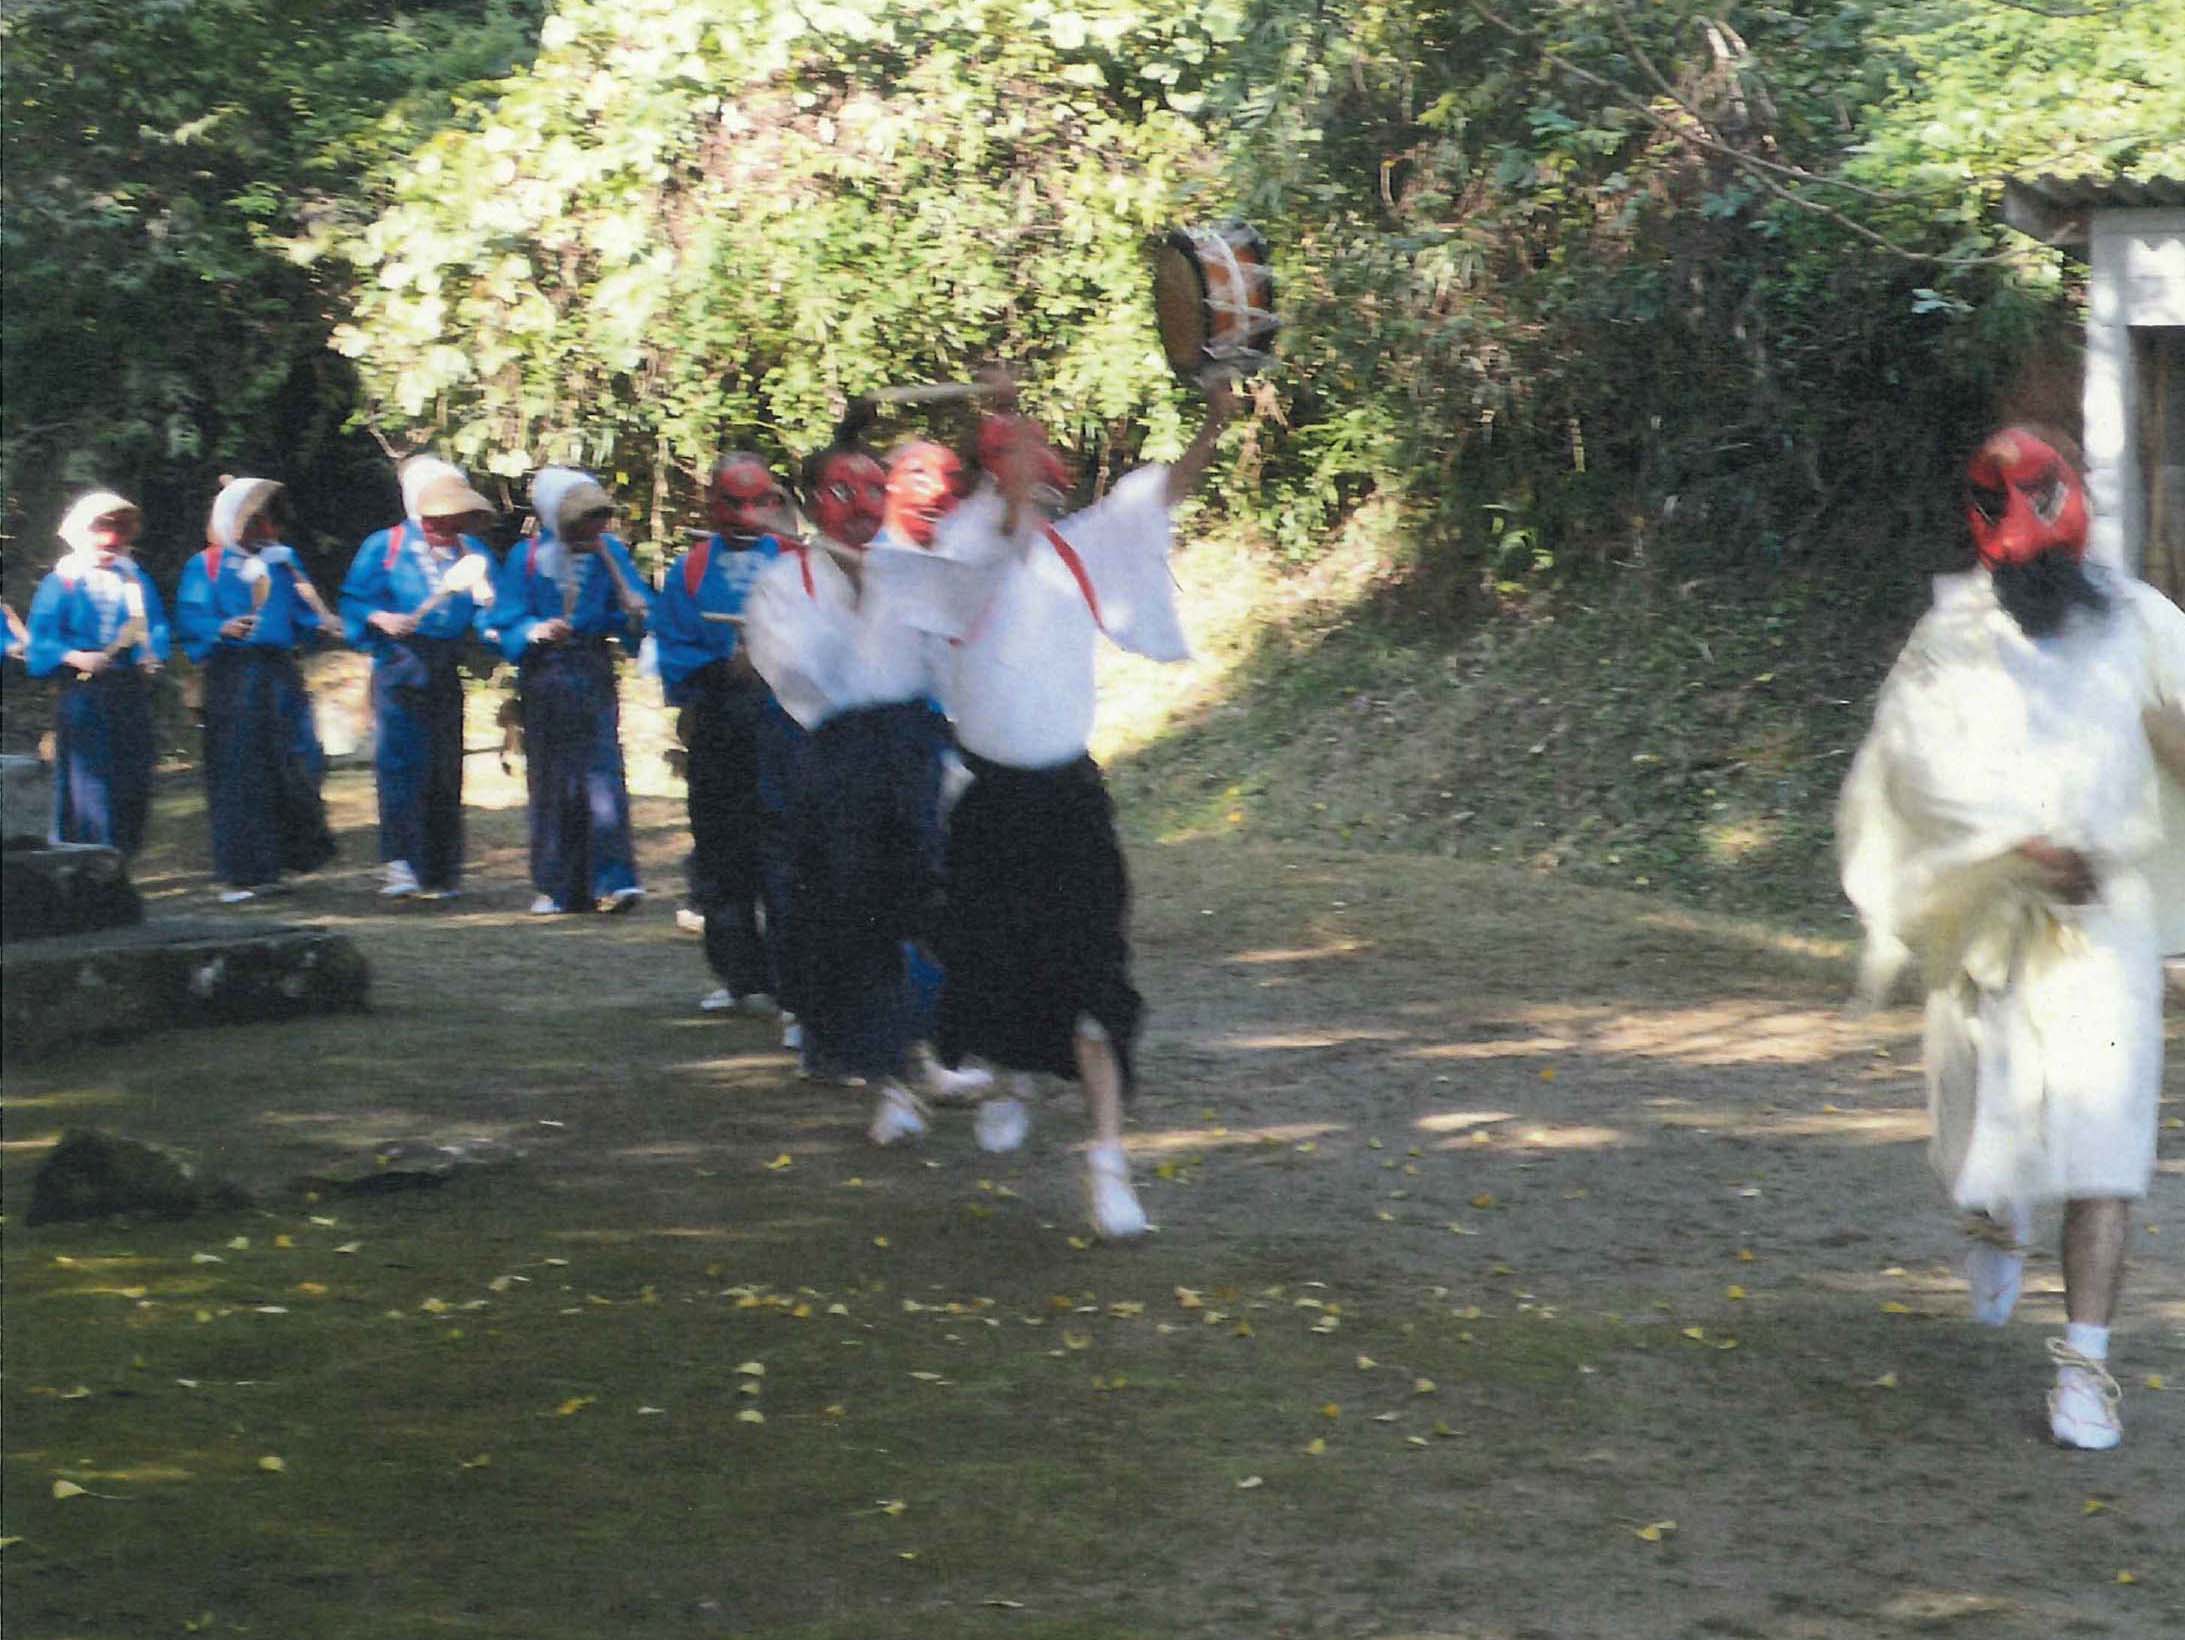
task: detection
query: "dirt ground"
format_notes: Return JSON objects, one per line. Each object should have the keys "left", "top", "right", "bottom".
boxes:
{"left": 4, "top": 774, "right": 2180, "bottom": 1639}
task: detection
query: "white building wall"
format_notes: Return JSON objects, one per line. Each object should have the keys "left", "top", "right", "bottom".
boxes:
{"left": 2085, "top": 207, "right": 2185, "bottom": 572}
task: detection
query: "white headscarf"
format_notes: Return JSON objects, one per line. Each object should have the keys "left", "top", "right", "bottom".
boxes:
{"left": 528, "top": 466, "right": 614, "bottom": 603}
{"left": 55, "top": 490, "right": 140, "bottom": 565}
{"left": 209, "top": 477, "right": 286, "bottom": 555}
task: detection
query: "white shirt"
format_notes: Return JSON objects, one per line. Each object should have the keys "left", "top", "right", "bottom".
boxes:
{"left": 743, "top": 541, "right": 945, "bottom": 730}
{"left": 918, "top": 466, "right": 1185, "bottom": 768}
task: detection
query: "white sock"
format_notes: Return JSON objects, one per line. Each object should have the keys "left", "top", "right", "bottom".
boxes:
{"left": 2063, "top": 1322, "right": 2110, "bottom": 1362}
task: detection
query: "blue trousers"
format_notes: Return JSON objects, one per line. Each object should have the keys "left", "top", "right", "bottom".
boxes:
{"left": 372, "top": 639, "right": 467, "bottom": 891}
{"left": 201, "top": 649, "right": 335, "bottom": 887}
{"left": 52, "top": 669, "right": 155, "bottom": 857}
{"left": 519, "top": 643, "right": 636, "bottom": 910}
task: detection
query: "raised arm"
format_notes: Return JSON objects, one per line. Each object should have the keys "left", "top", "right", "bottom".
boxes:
{"left": 1163, "top": 380, "right": 1238, "bottom": 507}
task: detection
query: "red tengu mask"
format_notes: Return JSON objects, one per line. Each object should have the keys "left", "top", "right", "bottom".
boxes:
{"left": 883, "top": 441, "right": 969, "bottom": 549}
{"left": 975, "top": 413, "right": 1070, "bottom": 497}
{"left": 1964, "top": 428, "right": 2088, "bottom": 568}
{"left": 708, "top": 455, "right": 788, "bottom": 541}
{"left": 810, "top": 451, "right": 887, "bottom": 550}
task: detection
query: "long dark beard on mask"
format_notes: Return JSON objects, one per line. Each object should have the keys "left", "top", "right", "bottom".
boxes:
{"left": 1991, "top": 548, "right": 2108, "bottom": 637}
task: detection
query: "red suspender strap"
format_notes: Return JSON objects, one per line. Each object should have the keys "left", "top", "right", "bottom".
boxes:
{"left": 201, "top": 545, "right": 224, "bottom": 584}
{"left": 785, "top": 542, "right": 815, "bottom": 599}
{"left": 524, "top": 535, "right": 540, "bottom": 577}
{"left": 382, "top": 521, "right": 409, "bottom": 571}
{"left": 683, "top": 536, "right": 713, "bottom": 598}
{"left": 1040, "top": 522, "right": 1107, "bottom": 633}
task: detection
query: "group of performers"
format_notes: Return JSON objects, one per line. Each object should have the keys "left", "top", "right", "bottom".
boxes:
{"left": 7, "top": 403, "right": 2180, "bottom": 1430}
{"left": 8, "top": 376, "right": 1237, "bottom": 1239}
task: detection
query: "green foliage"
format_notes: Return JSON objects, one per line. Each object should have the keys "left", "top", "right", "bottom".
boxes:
{"left": 1206, "top": 0, "right": 2185, "bottom": 578}
{"left": 1, "top": 0, "right": 542, "bottom": 573}
{"left": 336, "top": 0, "right": 1235, "bottom": 561}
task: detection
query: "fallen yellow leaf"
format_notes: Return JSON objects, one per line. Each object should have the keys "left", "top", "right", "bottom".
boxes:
{"left": 1471, "top": 1194, "right": 1497, "bottom": 1210}
{"left": 1235, "top": 1475, "right": 1264, "bottom": 1490}
{"left": 273, "top": 1235, "right": 294, "bottom": 1249}
{"left": 1681, "top": 1326, "right": 1707, "bottom": 1342}
{"left": 51, "top": 1480, "right": 87, "bottom": 1500}
{"left": 765, "top": 1154, "right": 794, "bottom": 1171}
{"left": 1880, "top": 1301, "right": 1912, "bottom": 1314}
{"left": 1062, "top": 1330, "right": 1092, "bottom": 1351}
{"left": 2116, "top": 1571, "right": 2136, "bottom": 1585}
{"left": 1413, "top": 1377, "right": 1437, "bottom": 1395}
{"left": 1633, "top": 1520, "right": 1676, "bottom": 1542}
{"left": 1725, "top": 1286, "right": 1748, "bottom": 1301}
{"left": 256, "top": 1456, "right": 285, "bottom": 1473}
{"left": 1303, "top": 1438, "right": 1327, "bottom": 1456}
{"left": 553, "top": 1396, "right": 595, "bottom": 1417}
{"left": 2083, "top": 1498, "right": 2110, "bottom": 1515}
{"left": 1355, "top": 1355, "right": 1377, "bottom": 1371}
{"left": 1318, "top": 1402, "right": 1341, "bottom": 1420}
{"left": 872, "top": 1236, "right": 890, "bottom": 1249}
{"left": 736, "top": 1361, "right": 766, "bottom": 1377}
{"left": 1736, "top": 1248, "right": 1756, "bottom": 1263}
{"left": 459, "top": 1454, "right": 492, "bottom": 1469}
{"left": 877, "top": 1498, "right": 907, "bottom": 1516}
{"left": 1872, "top": 1372, "right": 1899, "bottom": 1389}
{"left": 2144, "top": 1375, "right": 2166, "bottom": 1391}
{"left": 736, "top": 1408, "right": 765, "bottom": 1424}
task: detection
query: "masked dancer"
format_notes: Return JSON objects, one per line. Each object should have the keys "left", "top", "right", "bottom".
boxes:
{"left": 488, "top": 466, "right": 652, "bottom": 915}
{"left": 1839, "top": 425, "right": 2185, "bottom": 1449}
{"left": 175, "top": 477, "right": 338, "bottom": 902}
{"left": 24, "top": 492, "right": 171, "bottom": 855}
{"left": 904, "top": 383, "right": 1235, "bottom": 1237}
{"left": 656, "top": 452, "right": 798, "bottom": 1010}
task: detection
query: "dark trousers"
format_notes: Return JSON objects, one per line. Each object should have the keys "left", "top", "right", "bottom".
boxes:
{"left": 686, "top": 678, "right": 769, "bottom": 994}
{"left": 372, "top": 640, "right": 466, "bottom": 890}
{"left": 201, "top": 649, "right": 335, "bottom": 887}
{"left": 53, "top": 669, "right": 155, "bottom": 857}
{"left": 785, "top": 701, "right": 945, "bottom": 1080}
{"left": 754, "top": 700, "right": 807, "bottom": 1011}
{"left": 519, "top": 643, "right": 636, "bottom": 909}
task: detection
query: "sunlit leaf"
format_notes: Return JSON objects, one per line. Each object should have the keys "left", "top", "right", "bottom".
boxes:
{"left": 51, "top": 1480, "right": 87, "bottom": 1500}
{"left": 1633, "top": 1520, "right": 1676, "bottom": 1542}
{"left": 256, "top": 1456, "right": 286, "bottom": 1473}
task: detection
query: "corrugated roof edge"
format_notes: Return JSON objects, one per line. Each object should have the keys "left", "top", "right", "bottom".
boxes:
{"left": 2002, "top": 173, "right": 2185, "bottom": 250}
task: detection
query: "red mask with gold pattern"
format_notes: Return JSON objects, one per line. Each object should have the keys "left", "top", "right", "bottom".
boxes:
{"left": 1964, "top": 427, "right": 2088, "bottom": 569}
{"left": 883, "top": 441, "right": 968, "bottom": 549}
{"left": 976, "top": 413, "right": 1069, "bottom": 497}
{"left": 811, "top": 451, "right": 887, "bottom": 550}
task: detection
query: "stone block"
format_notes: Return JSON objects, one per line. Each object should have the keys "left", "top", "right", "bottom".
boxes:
{"left": 2, "top": 753, "right": 51, "bottom": 844}
{"left": 1, "top": 918, "right": 370, "bottom": 1061}
{"left": 1, "top": 843, "right": 144, "bottom": 943}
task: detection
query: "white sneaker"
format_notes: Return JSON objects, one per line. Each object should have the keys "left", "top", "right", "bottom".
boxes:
{"left": 781, "top": 1015, "right": 803, "bottom": 1052}
{"left": 921, "top": 1050, "right": 993, "bottom": 1107}
{"left": 868, "top": 1084, "right": 929, "bottom": 1147}
{"left": 675, "top": 907, "right": 706, "bottom": 935}
{"left": 1084, "top": 1142, "right": 1148, "bottom": 1240}
{"left": 2047, "top": 1341, "right": 2123, "bottom": 1450}
{"left": 380, "top": 861, "right": 421, "bottom": 898}
{"left": 529, "top": 894, "right": 564, "bottom": 916}
{"left": 218, "top": 887, "right": 257, "bottom": 905}
{"left": 699, "top": 987, "right": 737, "bottom": 1013}
{"left": 1966, "top": 1243, "right": 2026, "bottom": 1327}
{"left": 600, "top": 886, "right": 646, "bottom": 914}
{"left": 974, "top": 1097, "right": 1030, "bottom": 1154}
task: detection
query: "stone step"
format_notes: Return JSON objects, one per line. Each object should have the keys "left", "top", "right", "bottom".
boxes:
{"left": 2, "top": 843, "right": 144, "bottom": 943}
{"left": 1, "top": 918, "right": 369, "bottom": 1061}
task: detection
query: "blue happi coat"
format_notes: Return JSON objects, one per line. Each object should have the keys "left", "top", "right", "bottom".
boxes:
{"left": 340, "top": 521, "right": 496, "bottom": 892}
{"left": 175, "top": 538, "right": 336, "bottom": 887}
{"left": 26, "top": 553, "right": 172, "bottom": 855}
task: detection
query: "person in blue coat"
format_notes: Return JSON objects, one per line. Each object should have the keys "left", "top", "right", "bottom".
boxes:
{"left": 339, "top": 457, "right": 499, "bottom": 900}
{"left": 23, "top": 491, "right": 172, "bottom": 855}
{"left": 488, "top": 466, "right": 653, "bottom": 915}
{"left": 654, "top": 451, "right": 796, "bottom": 1008}
{"left": 174, "top": 476, "right": 338, "bottom": 902}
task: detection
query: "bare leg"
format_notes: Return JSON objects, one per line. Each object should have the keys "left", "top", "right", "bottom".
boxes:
{"left": 2061, "top": 1197, "right": 2130, "bottom": 1326}
{"left": 1074, "top": 1023, "right": 1125, "bottom": 1149}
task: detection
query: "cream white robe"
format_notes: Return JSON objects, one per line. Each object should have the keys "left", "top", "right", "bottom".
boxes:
{"left": 1838, "top": 568, "right": 2185, "bottom": 1212}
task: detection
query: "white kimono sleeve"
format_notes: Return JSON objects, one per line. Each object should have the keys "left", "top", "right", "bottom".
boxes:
{"left": 743, "top": 553, "right": 843, "bottom": 731}
{"left": 1049, "top": 465, "right": 1190, "bottom": 663}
